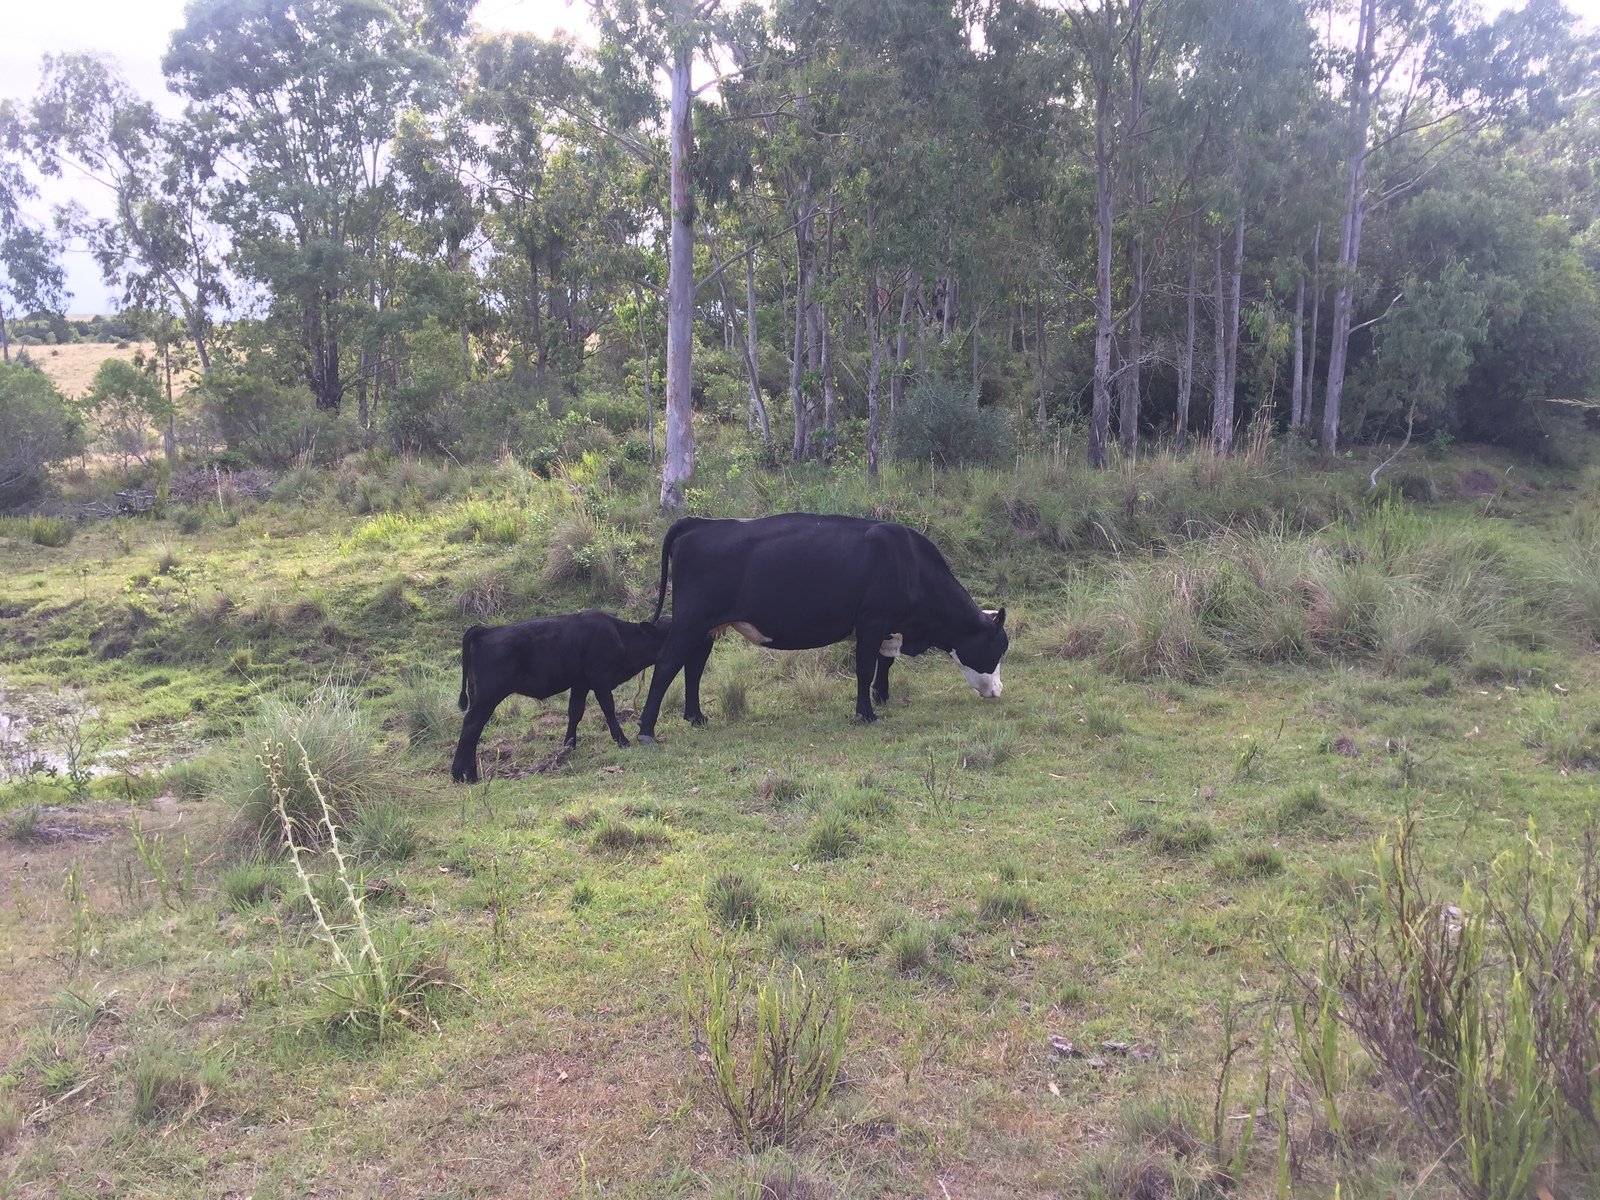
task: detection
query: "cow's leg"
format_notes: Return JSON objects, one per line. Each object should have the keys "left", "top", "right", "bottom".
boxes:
{"left": 451, "top": 697, "right": 502, "bottom": 784}
{"left": 872, "top": 654, "right": 895, "bottom": 706}
{"left": 562, "top": 687, "right": 588, "bottom": 748}
{"left": 853, "top": 637, "right": 880, "bottom": 724}
{"left": 595, "top": 688, "right": 630, "bottom": 747}
{"left": 681, "top": 639, "right": 715, "bottom": 726}
{"left": 638, "top": 635, "right": 696, "bottom": 742}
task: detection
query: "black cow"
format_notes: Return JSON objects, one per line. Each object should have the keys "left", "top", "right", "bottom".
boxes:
{"left": 636, "top": 514, "right": 1007, "bottom": 741}
{"left": 451, "top": 612, "right": 669, "bottom": 783}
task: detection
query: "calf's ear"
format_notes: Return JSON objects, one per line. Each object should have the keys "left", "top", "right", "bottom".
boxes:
{"left": 991, "top": 607, "right": 1006, "bottom": 628}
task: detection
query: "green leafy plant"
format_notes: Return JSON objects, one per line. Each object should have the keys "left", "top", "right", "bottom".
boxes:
{"left": 683, "top": 935, "right": 853, "bottom": 1148}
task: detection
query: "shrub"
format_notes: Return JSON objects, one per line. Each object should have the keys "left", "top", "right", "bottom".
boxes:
{"left": 707, "top": 870, "right": 763, "bottom": 930}
{"left": 0, "top": 515, "right": 74, "bottom": 547}
{"left": 0, "top": 362, "right": 83, "bottom": 508}
{"left": 804, "top": 813, "right": 859, "bottom": 862}
{"left": 979, "top": 882, "right": 1036, "bottom": 923}
{"left": 219, "top": 857, "right": 283, "bottom": 910}
{"left": 887, "top": 922, "right": 931, "bottom": 973}
{"left": 201, "top": 371, "right": 353, "bottom": 467}
{"left": 1215, "top": 844, "right": 1285, "bottom": 880}
{"left": 396, "top": 665, "right": 459, "bottom": 748}
{"left": 1151, "top": 817, "right": 1217, "bottom": 855}
{"left": 891, "top": 378, "right": 1014, "bottom": 468}
{"left": 127, "top": 1037, "right": 227, "bottom": 1124}
{"left": 961, "top": 722, "right": 1018, "bottom": 770}
{"left": 350, "top": 804, "right": 420, "bottom": 863}
{"left": 719, "top": 676, "right": 750, "bottom": 720}
{"left": 543, "top": 505, "right": 626, "bottom": 598}
{"left": 218, "top": 681, "right": 378, "bottom": 848}
{"left": 683, "top": 937, "right": 853, "bottom": 1148}
{"left": 1276, "top": 783, "right": 1327, "bottom": 830}
{"left": 767, "top": 915, "right": 822, "bottom": 959}
{"left": 453, "top": 567, "right": 508, "bottom": 619}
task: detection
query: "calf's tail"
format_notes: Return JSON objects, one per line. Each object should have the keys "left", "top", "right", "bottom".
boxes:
{"left": 459, "top": 626, "right": 484, "bottom": 711}
{"left": 652, "top": 517, "right": 700, "bottom": 625}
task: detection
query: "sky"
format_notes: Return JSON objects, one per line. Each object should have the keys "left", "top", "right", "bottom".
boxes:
{"left": 2, "top": 0, "right": 1596, "bottom": 314}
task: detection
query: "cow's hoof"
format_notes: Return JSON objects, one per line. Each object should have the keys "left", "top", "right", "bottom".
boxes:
{"left": 872, "top": 692, "right": 889, "bottom": 706}
{"left": 853, "top": 712, "right": 879, "bottom": 725}
{"left": 613, "top": 736, "right": 632, "bottom": 748}
{"left": 637, "top": 733, "right": 657, "bottom": 745}
{"left": 687, "top": 715, "right": 708, "bottom": 727}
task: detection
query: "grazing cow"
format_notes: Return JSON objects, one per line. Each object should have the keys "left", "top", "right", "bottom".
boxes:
{"left": 451, "top": 612, "right": 669, "bottom": 783}
{"left": 636, "top": 513, "right": 1007, "bottom": 741}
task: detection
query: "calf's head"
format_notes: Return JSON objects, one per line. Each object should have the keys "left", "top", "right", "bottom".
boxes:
{"left": 950, "top": 608, "right": 1008, "bottom": 698}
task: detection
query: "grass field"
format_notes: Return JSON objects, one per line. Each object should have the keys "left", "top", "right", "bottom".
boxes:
{"left": 24, "top": 342, "right": 157, "bottom": 399}
{"left": 1, "top": 437, "right": 1598, "bottom": 1198}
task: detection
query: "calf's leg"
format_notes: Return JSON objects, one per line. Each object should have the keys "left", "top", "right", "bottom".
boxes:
{"left": 451, "top": 697, "right": 502, "bottom": 784}
{"left": 595, "top": 688, "right": 630, "bottom": 747}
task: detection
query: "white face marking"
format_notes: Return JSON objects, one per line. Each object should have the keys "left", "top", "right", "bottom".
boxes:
{"left": 879, "top": 633, "right": 903, "bottom": 658}
{"left": 950, "top": 649, "right": 1002, "bottom": 698}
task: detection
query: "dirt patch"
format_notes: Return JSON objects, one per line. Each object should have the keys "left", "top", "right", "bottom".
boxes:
{"left": 1460, "top": 469, "right": 1501, "bottom": 496}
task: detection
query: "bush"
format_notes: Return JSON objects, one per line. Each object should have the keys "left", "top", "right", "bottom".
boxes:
{"left": 891, "top": 378, "right": 1014, "bottom": 468}
{"left": 219, "top": 857, "right": 283, "bottom": 910}
{"left": 706, "top": 870, "right": 763, "bottom": 930}
{"left": 350, "top": 804, "right": 420, "bottom": 863}
{"left": 683, "top": 937, "right": 853, "bottom": 1149}
{"left": 0, "top": 515, "right": 73, "bottom": 547}
{"left": 218, "top": 681, "right": 378, "bottom": 847}
{"left": 201, "top": 372, "right": 354, "bottom": 467}
{"left": 0, "top": 362, "right": 83, "bottom": 507}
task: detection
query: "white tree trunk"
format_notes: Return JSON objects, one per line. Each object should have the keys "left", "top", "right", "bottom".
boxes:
{"left": 1177, "top": 215, "right": 1196, "bottom": 452}
{"left": 1323, "top": 0, "right": 1376, "bottom": 457}
{"left": 659, "top": 28, "right": 695, "bottom": 512}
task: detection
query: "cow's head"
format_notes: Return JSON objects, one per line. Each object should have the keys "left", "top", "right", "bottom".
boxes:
{"left": 950, "top": 608, "right": 1007, "bottom": 698}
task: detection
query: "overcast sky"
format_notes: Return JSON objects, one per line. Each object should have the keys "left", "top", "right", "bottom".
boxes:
{"left": 2, "top": 0, "right": 1594, "bottom": 314}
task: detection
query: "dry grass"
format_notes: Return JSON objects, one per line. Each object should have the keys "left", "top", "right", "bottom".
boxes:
{"left": 28, "top": 342, "right": 194, "bottom": 399}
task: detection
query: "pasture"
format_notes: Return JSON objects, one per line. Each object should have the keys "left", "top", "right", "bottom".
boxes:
{"left": 1, "top": 438, "right": 1598, "bottom": 1198}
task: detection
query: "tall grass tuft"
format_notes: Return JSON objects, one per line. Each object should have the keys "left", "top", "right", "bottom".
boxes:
{"left": 350, "top": 803, "right": 420, "bottom": 862}
{"left": 262, "top": 739, "right": 454, "bottom": 1041}
{"left": 219, "top": 681, "right": 377, "bottom": 847}
{"left": 544, "top": 504, "right": 626, "bottom": 598}
{"left": 219, "top": 856, "right": 283, "bottom": 910}
{"left": 0, "top": 515, "right": 73, "bottom": 547}
{"left": 706, "top": 870, "right": 763, "bottom": 930}
{"left": 683, "top": 934, "right": 853, "bottom": 1148}
{"left": 396, "top": 665, "right": 459, "bottom": 748}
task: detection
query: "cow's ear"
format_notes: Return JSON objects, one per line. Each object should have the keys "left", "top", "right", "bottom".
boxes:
{"left": 991, "top": 607, "right": 1006, "bottom": 628}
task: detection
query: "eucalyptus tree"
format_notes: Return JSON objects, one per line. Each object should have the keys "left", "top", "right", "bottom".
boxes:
{"left": 0, "top": 104, "right": 66, "bottom": 365}
{"left": 29, "top": 54, "right": 228, "bottom": 373}
{"left": 163, "top": 0, "right": 451, "bottom": 411}
{"left": 1318, "top": 0, "right": 1576, "bottom": 454}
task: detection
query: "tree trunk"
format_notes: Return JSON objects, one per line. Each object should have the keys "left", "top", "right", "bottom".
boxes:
{"left": 1035, "top": 287, "right": 1048, "bottom": 434}
{"left": 970, "top": 310, "right": 980, "bottom": 398}
{"left": 636, "top": 284, "right": 655, "bottom": 465}
{"left": 820, "top": 304, "right": 835, "bottom": 458}
{"left": 790, "top": 205, "right": 812, "bottom": 462}
{"left": 163, "top": 340, "right": 176, "bottom": 463}
{"left": 743, "top": 254, "right": 771, "bottom": 448}
{"left": 1323, "top": 0, "right": 1376, "bottom": 457}
{"left": 892, "top": 282, "right": 912, "bottom": 412}
{"left": 1304, "top": 221, "right": 1322, "bottom": 429}
{"left": 1, "top": 298, "right": 10, "bottom": 363}
{"left": 1221, "top": 211, "right": 1244, "bottom": 452}
{"left": 1211, "top": 223, "right": 1228, "bottom": 453}
{"left": 1088, "top": 75, "right": 1114, "bottom": 469}
{"left": 867, "top": 275, "right": 883, "bottom": 476}
{"left": 357, "top": 349, "right": 370, "bottom": 428}
{"left": 659, "top": 22, "right": 695, "bottom": 512}
{"left": 1119, "top": 15, "right": 1145, "bottom": 460}
{"left": 1290, "top": 242, "right": 1306, "bottom": 429}
{"left": 1177, "top": 214, "right": 1197, "bottom": 453}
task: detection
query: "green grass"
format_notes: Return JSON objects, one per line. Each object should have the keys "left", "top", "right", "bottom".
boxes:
{"left": 2, "top": 441, "right": 1599, "bottom": 1196}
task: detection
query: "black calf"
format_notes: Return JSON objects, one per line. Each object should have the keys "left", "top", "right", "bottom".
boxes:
{"left": 451, "top": 612, "right": 668, "bottom": 783}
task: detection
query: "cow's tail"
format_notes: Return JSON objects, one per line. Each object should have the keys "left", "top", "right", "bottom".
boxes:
{"left": 458, "top": 625, "right": 485, "bottom": 711}
{"left": 651, "top": 517, "right": 700, "bottom": 625}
